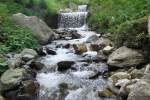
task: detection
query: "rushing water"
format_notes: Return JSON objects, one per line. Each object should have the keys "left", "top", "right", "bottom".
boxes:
{"left": 58, "top": 5, "right": 88, "bottom": 30}
{"left": 37, "top": 5, "right": 114, "bottom": 100}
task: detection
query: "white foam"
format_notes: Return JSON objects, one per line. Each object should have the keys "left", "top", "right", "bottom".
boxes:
{"left": 83, "top": 51, "right": 98, "bottom": 56}
{"left": 72, "top": 71, "right": 95, "bottom": 78}
{"left": 37, "top": 73, "right": 65, "bottom": 89}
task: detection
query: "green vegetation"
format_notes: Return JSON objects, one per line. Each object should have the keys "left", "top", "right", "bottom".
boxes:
{"left": 0, "top": 1, "right": 39, "bottom": 73}
{"left": 114, "top": 17, "right": 149, "bottom": 48}
{"left": 0, "top": 2, "right": 39, "bottom": 54}
{"left": 88, "top": 0, "right": 150, "bottom": 49}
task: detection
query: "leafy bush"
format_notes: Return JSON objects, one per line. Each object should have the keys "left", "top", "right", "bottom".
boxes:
{"left": 0, "top": 17, "right": 39, "bottom": 54}
{"left": 88, "top": 0, "right": 150, "bottom": 33}
{"left": 113, "top": 17, "right": 149, "bottom": 48}
{"left": 0, "top": 2, "right": 39, "bottom": 54}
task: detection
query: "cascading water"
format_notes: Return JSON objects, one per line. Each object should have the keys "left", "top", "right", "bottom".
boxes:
{"left": 58, "top": 5, "right": 88, "bottom": 30}
{"left": 37, "top": 5, "right": 116, "bottom": 100}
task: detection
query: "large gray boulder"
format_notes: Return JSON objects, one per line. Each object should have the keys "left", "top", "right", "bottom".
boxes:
{"left": 127, "top": 80, "right": 150, "bottom": 100}
{"left": 0, "top": 68, "right": 26, "bottom": 90}
{"left": 107, "top": 46, "right": 145, "bottom": 68}
{"left": 12, "top": 13, "right": 56, "bottom": 44}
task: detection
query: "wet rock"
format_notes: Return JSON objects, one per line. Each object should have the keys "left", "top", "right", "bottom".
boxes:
{"left": 21, "top": 49, "right": 38, "bottom": 62}
{"left": 45, "top": 47, "right": 56, "bottom": 55}
{"left": 63, "top": 44, "right": 70, "bottom": 49}
{"left": 70, "top": 30, "right": 81, "bottom": 39}
{"left": 57, "top": 61, "right": 75, "bottom": 71}
{"left": 0, "top": 68, "right": 26, "bottom": 90}
{"left": 110, "top": 72, "right": 131, "bottom": 84}
{"left": 107, "top": 46, "right": 145, "bottom": 68}
{"left": 85, "top": 34, "right": 98, "bottom": 43}
{"left": 128, "top": 80, "right": 150, "bottom": 100}
{"left": 73, "top": 44, "right": 87, "bottom": 54}
{"left": 12, "top": 13, "right": 56, "bottom": 44}
{"left": 4, "top": 80, "right": 39, "bottom": 100}
{"left": 90, "top": 44, "right": 100, "bottom": 51}
{"left": 36, "top": 47, "right": 47, "bottom": 56}
{"left": 29, "top": 60, "right": 44, "bottom": 71}
{"left": 103, "top": 45, "right": 114, "bottom": 55}
{"left": 21, "top": 80, "right": 39, "bottom": 95}
{"left": 82, "top": 51, "right": 99, "bottom": 62}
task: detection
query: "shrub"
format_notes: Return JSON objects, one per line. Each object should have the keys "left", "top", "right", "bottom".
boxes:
{"left": 0, "top": 16, "right": 39, "bottom": 54}
{"left": 113, "top": 17, "right": 149, "bottom": 48}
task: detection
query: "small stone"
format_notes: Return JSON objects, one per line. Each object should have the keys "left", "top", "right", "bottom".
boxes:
{"left": 37, "top": 47, "right": 47, "bottom": 56}
{"left": 73, "top": 44, "right": 87, "bottom": 54}
{"left": 45, "top": 47, "right": 56, "bottom": 55}
{"left": 110, "top": 72, "right": 131, "bottom": 84}
{"left": 21, "top": 49, "right": 38, "bottom": 62}
{"left": 90, "top": 44, "right": 100, "bottom": 51}
{"left": 86, "top": 34, "right": 98, "bottom": 43}
{"left": 103, "top": 46, "right": 114, "bottom": 55}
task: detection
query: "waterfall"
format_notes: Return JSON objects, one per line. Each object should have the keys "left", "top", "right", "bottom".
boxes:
{"left": 58, "top": 5, "right": 88, "bottom": 30}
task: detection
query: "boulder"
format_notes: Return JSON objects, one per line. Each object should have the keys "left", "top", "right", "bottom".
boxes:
{"left": 21, "top": 49, "right": 38, "bottom": 62}
{"left": 12, "top": 13, "right": 56, "bottom": 44}
{"left": 0, "top": 68, "right": 26, "bottom": 90}
{"left": 128, "top": 80, "right": 150, "bottom": 100}
{"left": 3, "top": 80, "right": 39, "bottom": 100}
{"left": 107, "top": 46, "right": 145, "bottom": 68}
{"left": 73, "top": 44, "right": 87, "bottom": 54}
{"left": 85, "top": 34, "right": 98, "bottom": 43}
{"left": 21, "top": 80, "right": 39, "bottom": 95}
{"left": 29, "top": 60, "right": 45, "bottom": 71}
{"left": 45, "top": 47, "right": 56, "bottom": 55}
{"left": 57, "top": 61, "right": 75, "bottom": 71}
